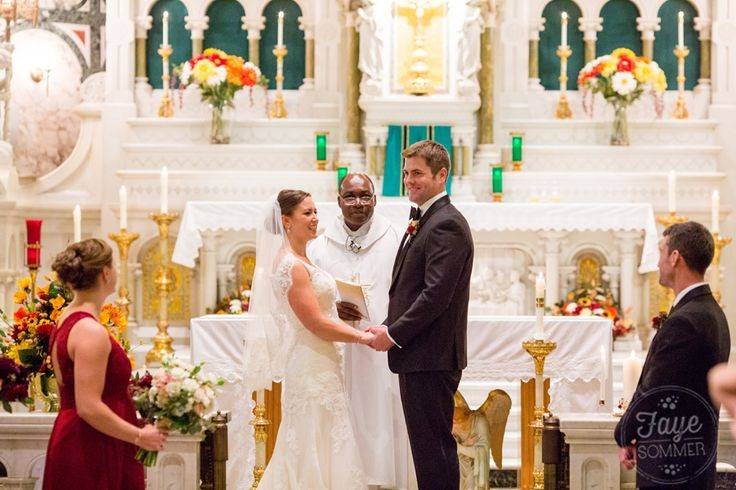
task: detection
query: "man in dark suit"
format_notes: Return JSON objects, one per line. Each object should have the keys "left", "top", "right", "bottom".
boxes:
{"left": 615, "top": 221, "right": 730, "bottom": 489}
{"left": 369, "top": 140, "right": 473, "bottom": 490}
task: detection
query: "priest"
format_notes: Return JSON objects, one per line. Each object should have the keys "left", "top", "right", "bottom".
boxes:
{"left": 308, "top": 173, "right": 411, "bottom": 489}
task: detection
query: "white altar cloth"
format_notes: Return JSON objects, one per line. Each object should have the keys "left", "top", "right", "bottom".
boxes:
{"left": 190, "top": 314, "right": 613, "bottom": 487}
{"left": 172, "top": 201, "right": 659, "bottom": 272}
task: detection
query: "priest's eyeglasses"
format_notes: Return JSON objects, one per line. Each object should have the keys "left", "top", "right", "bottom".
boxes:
{"left": 341, "top": 195, "right": 374, "bottom": 205}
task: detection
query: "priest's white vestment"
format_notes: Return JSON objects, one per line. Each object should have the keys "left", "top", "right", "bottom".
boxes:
{"left": 308, "top": 213, "right": 413, "bottom": 489}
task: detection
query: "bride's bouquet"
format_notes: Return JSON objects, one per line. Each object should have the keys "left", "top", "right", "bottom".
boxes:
{"left": 129, "top": 355, "right": 224, "bottom": 466}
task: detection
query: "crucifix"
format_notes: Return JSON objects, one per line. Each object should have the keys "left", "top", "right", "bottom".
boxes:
{"left": 395, "top": 0, "right": 445, "bottom": 95}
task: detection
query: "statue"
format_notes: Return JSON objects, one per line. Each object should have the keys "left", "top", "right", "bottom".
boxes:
{"left": 453, "top": 390, "right": 512, "bottom": 490}
{"left": 456, "top": 0, "right": 483, "bottom": 96}
{"left": 356, "top": 0, "right": 384, "bottom": 95}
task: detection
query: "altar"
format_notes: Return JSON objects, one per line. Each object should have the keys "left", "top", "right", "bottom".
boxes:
{"left": 190, "top": 313, "right": 613, "bottom": 489}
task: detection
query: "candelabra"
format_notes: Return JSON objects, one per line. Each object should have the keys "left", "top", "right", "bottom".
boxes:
{"left": 711, "top": 232, "right": 732, "bottom": 305}
{"left": 250, "top": 390, "right": 270, "bottom": 489}
{"left": 555, "top": 45, "right": 573, "bottom": 119}
{"left": 655, "top": 212, "right": 688, "bottom": 228}
{"left": 145, "top": 212, "right": 178, "bottom": 365}
{"left": 522, "top": 338, "right": 557, "bottom": 490}
{"left": 269, "top": 45, "right": 288, "bottom": 119}
{"left": 672, "top": 45, "right": 689, "bottom": 119}
{"left": 158, "top": 44, "right": 174, "bottom": 118}
{"left": 108, "top": 229, "right": 140, "bottom": 349}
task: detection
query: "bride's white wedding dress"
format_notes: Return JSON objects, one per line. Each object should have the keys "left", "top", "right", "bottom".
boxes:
{"left": 258, "top": 253, "right": 366, "bottom": 489}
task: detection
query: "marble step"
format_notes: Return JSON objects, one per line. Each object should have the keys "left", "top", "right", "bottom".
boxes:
{"left": 500, "top": 119, "right": 718, "bottom": 146}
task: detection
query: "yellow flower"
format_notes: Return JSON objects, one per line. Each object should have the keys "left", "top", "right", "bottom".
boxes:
{"left": 50, "top": 296, "right": 66, "bottom": 311}
{"left": 225, "top": 55, "right": 245, "bottom": 86}
{"left": 203, "top": 48, "right": 227, "bottom": 59}
{"left": 633, "top": 62, "right": 652, "bottom": 84}
{"left": 653, "top": 70, "right": 667, "bottom": 92}
{"left": 16, "top": 277, "right": 31, "bottom": 290}
{"left": 7, "top": 344, "right": 20, "bottom": 363}
{"left": 13, "top": 290, "right": 27, "bottom": 304}
{"left": 100, "top": 306, "right": 111, "bottom": 326}
{"left": 601, "top": 59, "right": 617, "bottom": 77}
{"left": 611, "top": 47, "right": 637, "bottom": 60}
{"left": 50, "top": 309, "right": 61, "bottom": 322}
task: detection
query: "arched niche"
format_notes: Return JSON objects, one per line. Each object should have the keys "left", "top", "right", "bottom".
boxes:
{"left": 654, "top": 0, "right": 700, "bottom": 90}
{"left": 146, "top": 0, "right": 192, "bottom": 89}
{"left": 259, "top": 0, "right": 305, "bottom": 89}
{"left": 597, "top": 0, "right": 643, "bottom": 56}
{"left": 539, "top": 0, "right": 585, "bottom": 90}
{"left": 204, "top": 0, "right": 249, "bottom": 60}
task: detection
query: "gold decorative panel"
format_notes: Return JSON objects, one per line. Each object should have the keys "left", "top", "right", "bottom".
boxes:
{"left": 141, "top": 238, "right": 192, "bottom": 323}
{"left": 238, "top": 252, "right": 256, "bottom": 290}
{"left": 393, "top": 0, "right": 447, "bottom": 93}
{"left": 647, "top": 271, "right": 673, "bottom": 318}
{"left": 576, "top": 254, "right": 602, "bottom": 288}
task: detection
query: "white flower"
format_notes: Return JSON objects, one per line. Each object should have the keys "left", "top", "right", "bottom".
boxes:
{"left": 182, "top": 378, "right": 199, "bottom": 393}
{"left": 612, "top": 71, "right": 636, "bottom": 96}
{"left": 593, "top": 308, "right": 604, "bottom": 316}
{"left": 229, "top": 299, "right": 242, "bottom": 314}
{"left": 564, "top": 302, "right": 579, "bottom": 314}
{"left": 166, "top": 380, "right": 182, "bottom": 395}
{"left": 579, "top": 307, "right": 593, "bottom": 316}
{"left": 194, "top": 387, "right": 208, "bottom": 404}
{"left": 206, "top": 65, "right": 227, "bottom": 86}
{"left": 180, "top": 62, "right": 192, "bottom": 85}
{"left": 170, "top": 367, "right": 186, "bottom": 379}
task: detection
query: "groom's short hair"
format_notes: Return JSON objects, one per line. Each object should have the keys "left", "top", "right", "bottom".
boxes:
{"left": 402, "top": 140, "right": 450, "bottom": 176}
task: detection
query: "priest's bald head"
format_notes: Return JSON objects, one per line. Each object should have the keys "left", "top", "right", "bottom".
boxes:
{"left": 337, "top": 173, "right": 376, "bottom": 231}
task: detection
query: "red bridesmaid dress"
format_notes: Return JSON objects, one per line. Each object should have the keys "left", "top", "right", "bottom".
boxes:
{"left": 43, "top": 311, "right": 144, "bottom": 490}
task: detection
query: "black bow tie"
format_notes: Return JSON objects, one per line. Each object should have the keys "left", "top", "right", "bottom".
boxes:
{"left": 410, "top": 207, "right": 422, "bottom": 221}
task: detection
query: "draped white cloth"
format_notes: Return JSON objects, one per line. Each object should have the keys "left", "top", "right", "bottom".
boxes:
{"left": 172, "top": 201, "right": 659, "bottom": 273}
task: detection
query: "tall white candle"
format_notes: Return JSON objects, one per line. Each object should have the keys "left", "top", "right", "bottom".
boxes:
{"left": 119, "top": 186, "right": 128, "bottom": 230}
{"left": 161, "top": 166, "right": 169, "bottom": 214}
{"left": 534, "top": 272, "right": 546, "bottom": 339}
{"left": 73, "top": 204, "right": 81, "bottom": 242}
{"left": 277, "top": 11, "right": 284, "bottom": 47}
{"left": 712, "top": 190, "right": 720, "bottom": 234}
{"left": 561, "top": 12, "right": 568, "bottom": 47}
{"left": 162, "top": 11, "right": 169, "bottom": 46}
{"left": 668, "top": 171, "right": 677, "bottom": 214}
{"left": 677, "top": 11, "right": 684, "bottom": 48}
{"left": 622, "top": 350, "right": 643, "bottom": 405}
{"left": 535, "top": 272, "right": 546, "bottom": 298}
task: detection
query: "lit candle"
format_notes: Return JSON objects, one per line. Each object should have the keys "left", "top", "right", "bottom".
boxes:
{"left": 73, "top": 204, "right": 81, "bottom": 242}
{"left": 534, "top": 272, "right": 546, "bottom": 340}
{"left": 535, "top": 272, "right": 546, "bottom": 299}
{"left": 622, "top": 350, "right": 643, "bottom": 406}
{"left": 668, "top": 171, "right": 677, "bottom": 214}
{"left": 119, "top": 186, "right": 128, "bottom": 230}
{"left": 162, "top": 11, "right": 169, "bottom": 46}
{"left": 561, "top": 12, "right": 568, "bottom": 47}
{"left": 712, "top": 190, "right": 720, "bottom": 234}
{"left": 277, "top": 11, "right": 284, "bottom": 47}
{"left": 161, "top": 166, "right": 169, "bottom": 214}
{"left": 677, "top": 11, "right": 684, "bottom": 48}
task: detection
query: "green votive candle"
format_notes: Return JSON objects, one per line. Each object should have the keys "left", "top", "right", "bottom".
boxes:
{"left": 337, "top": 166, "right": 349, "bottom": 188}
{"left": 316, "top": 133, "right": 328, "bottom": 161}
{"left": 511, "top": 133, "right": 523, "bottom": 162}
{"left": 492, "top": 166, "right": 503, "bottom": 193}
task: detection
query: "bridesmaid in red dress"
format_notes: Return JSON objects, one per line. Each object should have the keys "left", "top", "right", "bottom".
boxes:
{"left": 43, "top": 238, "right": 167, "bottom": 490}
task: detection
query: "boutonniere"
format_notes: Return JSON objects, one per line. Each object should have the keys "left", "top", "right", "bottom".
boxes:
{"left": 406, "top": 219, "right": 420, "bottom": 236}
{"left": 651, "top": 310, "right": 669, "bottom": 330}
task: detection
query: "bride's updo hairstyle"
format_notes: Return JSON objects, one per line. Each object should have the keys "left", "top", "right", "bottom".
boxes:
{"left": 52, "top": 238, "right": 113, "bottom": 291}
{"left": 278, "top": 189, "right": 310, "bottom": 216}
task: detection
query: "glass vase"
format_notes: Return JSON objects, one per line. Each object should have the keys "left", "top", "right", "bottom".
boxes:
{"left": 210, "top": 105, "right": 232, "bottom": 144}
{"left": 610, "top": 102, "right": 629, "bottom": 146}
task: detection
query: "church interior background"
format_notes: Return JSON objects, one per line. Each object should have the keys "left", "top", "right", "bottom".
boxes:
{"left": 1, "top": 0, "right": 736, "bottom": 488}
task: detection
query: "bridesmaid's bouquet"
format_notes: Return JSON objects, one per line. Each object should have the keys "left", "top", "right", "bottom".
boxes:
{"left": 129, "top": 355, "right": 224, "bottom": 466}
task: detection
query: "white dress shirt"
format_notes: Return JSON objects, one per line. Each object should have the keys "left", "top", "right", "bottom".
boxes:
{"left": 672, "top": 281, "right": 708, "bottom": 308}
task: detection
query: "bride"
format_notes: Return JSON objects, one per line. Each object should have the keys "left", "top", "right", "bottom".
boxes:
{"left": 246, "top": 189, "right": 372, "bottom": 489}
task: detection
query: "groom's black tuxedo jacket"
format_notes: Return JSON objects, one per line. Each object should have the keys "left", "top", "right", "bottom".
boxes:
{"left": 614, "top": 284, "right": 730, "bottom": 488}
{"left": 384, "top": 195, "right": 474, "bottom": 374}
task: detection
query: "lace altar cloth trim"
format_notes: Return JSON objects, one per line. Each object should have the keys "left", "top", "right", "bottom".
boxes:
{"left": 172, "top": 201, "right": 658, "bottom": 272}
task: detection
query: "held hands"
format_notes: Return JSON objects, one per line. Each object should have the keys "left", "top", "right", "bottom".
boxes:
{"left": 135, "top": 424, "right": 169, "bottom": 451}
{"left": 619, "top": 444, "right": 636, "bottom": 471}
{"left": 366, "top": 325, "right": 394, "bottom": 352}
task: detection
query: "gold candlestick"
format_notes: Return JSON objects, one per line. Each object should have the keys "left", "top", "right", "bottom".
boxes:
{"left": 711, "top": 232, "right": 732, "bottom": 305}
{"left": 269, "top": 45, "right": 288, "bottom": 119}
{"left": 655, "top": 211, "right": 688, "bottom": 228}
{"left": 555, "top": 45, "right": 573, "bottom": 119}
{"left": 145, "top": 212, "right": 179, "bottom": 365}
{"left": 158, "top": 44, "right": 174, "bottom": 118}
{"left": 108, "top": 229, "right": 140, "bottom": 348}
{"left": 523, "top": 338, "right": 557, "bottom": 490}
{"left": 250, "top": 390, "right": 270, "bottom": 489}
{"left": 672, "top": 45, "right": 689, "bottom": 119}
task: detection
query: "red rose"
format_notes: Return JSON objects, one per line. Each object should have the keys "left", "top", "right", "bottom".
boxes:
{"left": 36, "top": 322, "right": 54, "bottom": 338}
{"left": 617, "top": 56, "right": 634, "bottom": 72}
{"left": 13, "top": 306, "right": 28, "bottom": 323}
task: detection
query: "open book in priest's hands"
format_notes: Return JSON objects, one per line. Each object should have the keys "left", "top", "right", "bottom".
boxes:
{"left": 334, "top": 279, "right": 370, "bottom": 322}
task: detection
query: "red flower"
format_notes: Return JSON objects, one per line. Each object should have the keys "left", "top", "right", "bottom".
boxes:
{"left": 13, "top": 306, "right": 28, "bottom": 323}
{"left": 651, "top": 311, "right": 668, "bottom": 330}
{"left": 617, "top": 56, "right": 634, "bottom": 72}
{"left": 36, "top": 322, "right": 53, "bottom": 339}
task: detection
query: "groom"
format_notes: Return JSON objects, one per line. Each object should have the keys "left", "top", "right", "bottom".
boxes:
{"left": 369, "top": 140, "right": 474, "bottom": 489}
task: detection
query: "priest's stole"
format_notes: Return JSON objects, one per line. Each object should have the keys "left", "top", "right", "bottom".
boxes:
{"left": 383, "top": 125, "right": 454, "bottom": 197}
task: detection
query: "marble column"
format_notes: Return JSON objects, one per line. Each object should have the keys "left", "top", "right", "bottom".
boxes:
{"left": 135, "top": 16, "right": 152, "bottom": 82}
{"left": 637, "top": 18, "right": 660, "bottom": 60}
{"left": 342, "top": 9, "right": 364, "bottom": 169}
{"left": 106, "top": 0, "right": 136, "bottom": 103}
{"left": 243, "top": 17, "right": 265, "bottom": 66}
{"left": 299, "top": 19, "right": 315, "bottom": 89}
{"left": 616, "top": 231, "right": 642, "bottom": 318}
{"left": 475, "top": 15, "right": 499, "bottom": 171}
{"left": 539, "top": 231, "right": 567, "bottom": 307}
{"left": 186, "top": 16, "right": 209, "bottom": 57}
{"left": 579, "top": 17, "right": 602, "bottom": 63}
{"left": 694, "top": 17, "right": 712, "bottom": 91}
{"left": 527, "top": 18, "right": 545, "bottom": 92}
{"left": 364, "top": 126, "right": 387, "bottom": 178}
{"left": 133, "top": 264, "right": 144, "bottom": 327}
{"left": 200, "top": 231, "right": 218, "bottom": 316}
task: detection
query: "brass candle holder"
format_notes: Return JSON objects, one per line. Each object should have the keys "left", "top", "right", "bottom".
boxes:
{"left": 158, "top": 44, "right": 174, "bottom": 118}
{"left": 269, "top": 45, "right": 288, "bottom": 119}
{"left": 711, "top": 232, "right": 732, "bottom": 305}
{"left": 655, "top": 211, "right": 688, "bottom": 228}
{"left": 108, "top": 229, "right": 140, "bottom": 349}
{"left": 522, "top": 338, "right": 557, "bottom": 490}
{"left": 555, "top": 45, "right": 573, "bottom": 119}
{"left": 672, "top": 45, "right": 689, "bottom": 119}
{"left": 145, "top": 211, "right": 179, "bottom": 365}
{"left": 250, "top": 390, "right": 270, "bottom": 489}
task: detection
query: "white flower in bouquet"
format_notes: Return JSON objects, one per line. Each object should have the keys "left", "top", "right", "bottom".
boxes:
{"left": 579, "top": 307, "right": 593, "bottom": 316}
{"left": 612, "top": 71, "right": 636, "bottom": 96}
{"left": 565, "top": 302, "right": 579, "bottom": 314}
{"left": 229, "top": 299, "right": 242, "bottom": 314}
{"left": 593, "top": 307, "right": 605, "bottom": 316}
